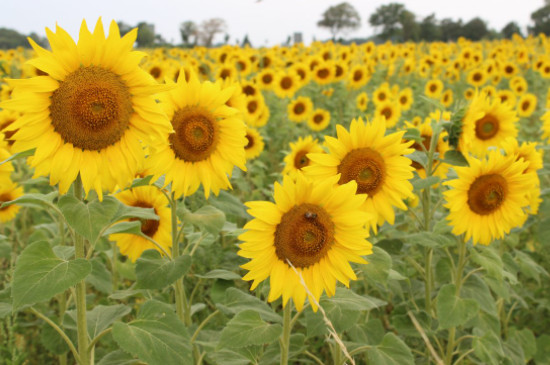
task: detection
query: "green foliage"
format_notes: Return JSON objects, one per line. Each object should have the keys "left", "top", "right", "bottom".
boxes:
{"left": 366, "top": 333, "right": 414, "bottom": 365}
{"left": 135, "top": 250, "right": 191, "bottom": 289}
{"left": 436, "top": 284, "right": 479, "bottom": 329}
{"left": 218, "top": 310, "right": 282, "bottom": 349}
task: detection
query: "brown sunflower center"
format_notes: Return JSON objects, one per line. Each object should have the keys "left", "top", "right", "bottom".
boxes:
{"left": 274, "top": 203, "right": 335, "bottom": 268}
{"left": 353, "top": 70, "right": 363, "bottom": 81}
{"left": 381, "top": 107, "right": 392, "bottom": 120}
{"left": 521, "top": 101, "right": 530, "bottom": 111}
{"left": 247, "top": 100, "right": 258, "bottom": 114}
{"left": 467, "top": 174, "right": 507, "bottom": 215}
{"left": 400, "top": 96, "right": 407, "bottom": 105}
{"left": 243, "top": 85, "right": 256, "bottom": 96}
{"left": 262, "top": 74, "right": 273, "bottom": 84}
{"left": 473, "top": 73, "right": 482, "bottom": 82}
{"left": 475, "top": 114, "right": 499, "bottom": 140}
{"left": 313, "top": 114, "right": 324, "bottom": 124}
{"left": 429, "top": 84, "right": 437, "bottom": 92}
{"left": 293, "top": 103, "right": 305, "bottom": 115}
{"left": 338, "top": 147, "right": 386, "bottom": 195}
{"left": 130, "top": 202, "right": 160, "bottom": 237}
{"left": 317, "top": 68, "right": 329, "bottom": 79}
{"left": 150, "top": 67, "right": 162, "bottom": 79}
{"left": 245, "top": 135, "right": 254, "bottom": 149}
{"left": 294, "top": 150, "right": 310, "bottom": 169}
{"left": 280, "top": 77, "right": 293, "bottom": 90}
{"left": 50, "top": 66, "right": 132, "bottom": 151}
{"left": 0, "top": 193, "right": 12, "bottom": 211}
{"left": 169, "top": 108, "right": 218, "bottom": 162}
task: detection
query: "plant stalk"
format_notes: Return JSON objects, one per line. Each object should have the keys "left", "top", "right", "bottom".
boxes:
{"left": 280, "top": 303, "right": 292, "bottom": 365}
{"left": 170, "top": 193, "right": 189, "bottom": 325}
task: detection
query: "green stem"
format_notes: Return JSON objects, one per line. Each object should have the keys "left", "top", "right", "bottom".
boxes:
{"left": 73, "top": 177, "right": 90, "bottom": 365}
{"left": 279, "top": 303, "right": 292, "bottom": 365}
{"left": 425, "top": 247, "right": 433, "bottom": 315}
{"left": 111, "top": 242, "right": 118, "bottom": 292}
{"left": 170, "top": 193, "right": 189, "bottom": 325}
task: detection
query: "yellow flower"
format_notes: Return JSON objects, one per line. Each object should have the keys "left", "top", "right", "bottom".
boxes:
{"left": 0, "top": 179, "right": 23, "bottom": 223}
{"left": 244, "top": 127, "right": 264, "bottom": 161}
{"left": 374, "top": 101, "right": 401, "bottom": 128}
{"left": 517, "top": 93, "right": 537, "bottom": 117}
{"left": 397, "top": 88, "right": 413, "bottom": 111}
{"left": 238, "top": 174, "right": 372, "bottom": 311}
{"left": 356, "top": 92, "right": 369, "bottom": 111}
{"left": 307, "top": 108, "right": 331, "bottom": 131}
{"left": 282, "top": 136, "right": 324, "bottom": 180}
{"left": 425, "top": 79, "right": 444, "bottom": 99}
{"left": 274, "top": 71, "right": 300, "bottom": 98}
{"left": 287, "top": 97, "right": 313, "bottom": 123}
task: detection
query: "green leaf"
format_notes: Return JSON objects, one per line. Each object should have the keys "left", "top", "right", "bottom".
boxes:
{"left": 218, "top": 310, "right": 282, "bottom": 349}
{"left": 322, "top": 287, "right": 386, "bottom": 311}
{"left": 40, "top": 319, "right": 69, "bottom": 355}
{"left": 509, "top": 327, "right": 537, "bottom": 362}
{"left": 12, "top": 241, "right": 92, "bottom": 309}
{"left": 403, "top": 128, "right": 422, "bottom": 142}
{"left": 0, "top": 302, "right": 12, "bottom": 318}
{"left": 183, "top": 205, "right": 226, "bottom": 234}
{"left": 130, "top": 175, "right": 153, "bottom": 189}
{"left": 470, "top": 246, "right": 503, "bottom": 281}
{"left": 0, "top": 148, "right": 35, "bottom": 166}
{"left": 361, "top": 246, "right": 391, "bottom": 284}
{"left": 103, "top": 221, "right": 142, "bottom": 236}
{"left": 367, "top": 333, "right": 414, "bottom": 365}
{"left": 87, "top": 304, "right": 131, "bottom": 339}
{"left": 208, "top": 190, "right": 247, "bottom": 218}
{"left": 473, "top": 330, "right": 504, "bottom": 365}
{"left": 196, "top": 269, "right": 241, "bottom": 280}
{"left": 0, "top": 241, "right": 11, "bottom": 259}
{"left": 408, "top": 151, "right": 428, "bottom": 170}
{"left": 515, "top": 251, "right": 549, "bottom": 284}
{"left": 436, "top": 283, "right": 479, "bottom": 329}
{"left": 1, "top": 192, "right": 58, "bottom": 209}
{"left": 112, "top": 300, "right": 192, "bottom": 365}
{"left": 405, "top": 232, "right": 453, "bottom": 248}
{"left": 443, "top": 150, "right": 469, "bottom": 166}
{"left": 535, "top": 334, "right": 550, "bottom": 365}
{"left": 412, "top": 176, "right": 441, "bottom": 190}
{"left": 462, "top": 274, "right": 497, "bottom": 315}
{"left": 217, "top": 287, "right": 281, "bottom": 323}
{"left": 86, "top": 258, "right": 112, "bottom": 294}
{"left": 98, "top": 350, "right": 140, "bottom": 365}
{"left": 135, "top": 250, "right": 192, "bottom": 289}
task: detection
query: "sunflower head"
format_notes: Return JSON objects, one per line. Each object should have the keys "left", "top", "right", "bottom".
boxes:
{"left": 0, "top": 179, "right": 23, "bottom": 223}
{"left": 282, "top": 136, "right": 324, "bottom": 180}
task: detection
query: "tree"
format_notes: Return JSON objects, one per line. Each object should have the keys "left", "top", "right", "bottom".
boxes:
{"left": 179, "top": 21, "right": 198, "bottom": 45}
{"left": 462, "top": 17, "right": 488, "bottom": 41}
{"left": 197, "top": 18, "right": 227, "bottom": 47}
{"left": 502, "top": 22, "right": 523, "bottom": 39}
{"left": 399, "top": 10, "right": 419, "bottom": 42}
{"left": 136, "top": 22, "right": 156, "bottom": 47}
{"left": 369, "top": 3, "right": 405, "bottom": 41}
{"left": 440, "top": 18, "right": 463, "bottom": 42}
{"left": 419, "top": 14, "right": 441, "bottom": 41}
{"left": 530, "top": 5, "right": 550, "bottom": 35}
{"left": 317, "top": 2, "right": 361, "bottom": 40}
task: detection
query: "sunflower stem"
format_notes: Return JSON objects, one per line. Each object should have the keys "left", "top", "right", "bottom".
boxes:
{"left": 280, "top": 302, "right": 292, "bottom": 365}
{"left": 73, "top": 176, "right": 90, "bottom": 365}
{"left": 170, "top": 193, "right": 190, "bottom": 325}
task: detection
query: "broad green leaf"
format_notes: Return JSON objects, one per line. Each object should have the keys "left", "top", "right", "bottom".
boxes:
{"left": 210, "top": 349, "right": 252, "bottom": 365}
{"left": 412, "top": 176, "right": 440, "bottom": 190}
{"left": 462, "top": 274, "right": 497, "bottom": 315}
{"left": 367, "top": 333, "right": 414, "bottom": 365}
{"left": 0, "top": 148, "right": 35, "bottom": 166}
{"left": 408, "top": 151, "right": 428, "bottom": 169}
{"left": 87, "top": 304, "right": 131, "bottom": 339}
{"left": 218, "top": 310, "right": 282, "bottom": 349}
{"left": 515, "top": 251, "right": 549, "bottom": 284}
{"left": 217, "top": 287, "right": 281, "bottom": 323}
{"left": 196, "top": 269, "right": 241, "bottom": 280}
{"left": 135, "top": 250, "right": 192, "bottom": 289}
{"left": 1, "top": 191, "right": 58, "bottom": 209}
{"left": 183, "top": 205, "right": 226, "bottom": 234}
{"left": 305, "top": 301, "right": 360, "bottom": 337}
{"left": 0, "top": 241, "right": 11, "bottom": 259}
{"left": 98, "top": 350, "right": 140, "bottom": 365}
{"left": 53, "top": 246, "right": 75, "bottom": 260}
{"left": 103, "top": 221, "right": 142, "bottom": 236}
{"left": 130, "top": 175, "right": 153, "bottom": 189}
{"left": 509, "top": 327, "right": 536, "bottom": 362}
{"left": 86, "top": 258, "right": 112, "bottom": 294}
{"left": 473, "top": 330, "right": 504, "bottom": 365}
{"left": 403, "top": 128, "right": 422, "bottom": 142}
{"left": 361, "top": 246, "right": 391, "bottom": 284}
{"left": 405, "top": 232, "right": 453, "bottom": 248}
{"left": 436, "top": 284, "right": 479, "bottom": 329}
{"left": 322, "top": 287, "right": 386, "bottom": 311}
{"left": 348, "top": 319, "right": 385, "bottom": 346}
{"left": 534, "top": 334, "right": 550, "bottom": 365}
{"left": 470, "top": 246, "right": 503, "bottom": 281}
{"left": 12, "top": 241, "right": 91, "bottom": 309}
{"left": 112, "top": 300, "right": 192, "bottom": 365}
{"left": 40, "top": 319, "right": 69, "bottom": 355}
{"left": 259, "top": 333, "right": 305, "bottom": 364}
{"left": 208, "top": 190, "right": 247, "bottom": 218}
{"left": 0, "top": 302, "right": 12, "bottom": 318}
{"left": 391, "top": 310, "right": 432, "bottom": 338}
{"left": 443, "top": 150, "right": 469, "bottom": 166}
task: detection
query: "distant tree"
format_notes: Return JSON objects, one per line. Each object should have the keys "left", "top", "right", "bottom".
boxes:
{"left": 399, "top": 10, "right": 419, "bottom": 41}
{"left": 117, "top": 21, "right": 133, "bottom": 37}
{"left": 440, "top": 18, "right": 463, "bottom": 42}
{"left": 462, "top": 17, "right": 488, "bottom": 40}
{"left": 530, "top": 5, "right": 550, "bottom": 35}
{"left": 502, "top": 21, "right": 523, "bottom": 38}
{"left": 241, "top": 34, "right": 252, "bottom": 47}
{"left": 179, "top": 21, "right": 198, "bottom": 45}
{"left": 419, "top": 14, "right": 441, "bottom": 41}
{"left": 369, "top": 3, "right": 405, "bottom": 41}
{"left": 136, "top": 22, "right": 156, "bottom": 47}
{"left": 0, "top": 28, "right": 29, "bottom": 49}
{"left": 197, "top": 18, "right": 227, "bottom": 47}
{"left": 317, "top": 2, "right": 361, "bottom": 40}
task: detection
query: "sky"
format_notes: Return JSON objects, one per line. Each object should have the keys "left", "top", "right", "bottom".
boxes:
{"left": 1, "top": 0, "right": 546, "bottom": 46}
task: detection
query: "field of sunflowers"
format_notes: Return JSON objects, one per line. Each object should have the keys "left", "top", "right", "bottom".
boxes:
{"left": 0, "top": 19, "right": 549, "bottom": 365}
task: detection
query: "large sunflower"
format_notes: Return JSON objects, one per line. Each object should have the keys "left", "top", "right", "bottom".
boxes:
{"left": 238, "top": 174, "right": 372, "bottom": 311}
{"left": 1, "top": 20, "right": 171, "bottom": 197}
{"left": 147, "top": 70, "right": 247, "bottom": 198}
{"left": 459, "top": 92, "right": 518, "bottom": 157}
{"left": 305, "top": 117, "right": 415, "bottom": 232}
{"left": 444, "top": 150, "right": 534, "bottom": 245}
{"left": 109, "top": 185, "right": 171, "bottom": 262}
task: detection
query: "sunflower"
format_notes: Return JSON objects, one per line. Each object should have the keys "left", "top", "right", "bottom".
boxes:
{"left": 274, "top": 71, "right": 300, "bottom": 98}
{"left": 0, "top": 179, "right": 23, "bottom": 223}
{"left": 0, "top": 110, "right": 20, "bottom": 148}
{"left": 425, "top": 79, "right": 444, "bottom": 99}
{"left": 109, "top": 185, "right": 171, "bottom": 262}
{"left": 497, "top": 90, "right": 517, "bottom": 108}
{"left": 307, "top": 108, "right": 331, "bottom": 132}
{"left": 282, "top": 136, "right": 324, "bottom": 180}
{"left": 467, "top": 68, "right": 487, "bottom": 87}
{"left": 0, "top": 20, "right": 172, "bottom": 198}
{"left": 372, "top": 83, "right": 392, "bottom": 106}
{"left": 287, "top": 96, "right": 313, "bottom": 123}
{"left": 501, "top": 62, "right": 517, "bottom": 78}
{"left": 517, "top": 93, "right": 537, "bottom": 118}
{"left": 510, "top": 76, "right": 528, "bottom": 95}
{"left": 256, "top": 69, "right": 276, "bottom": 90}
{"left": 144, "top": 61, "right": 168, "bottom": 83}
{"left": 347, "top": 65, "right": 369, "bottom": 89}
{"left": 291, "top": 62, "right": 311, "bottom": 86}
{"left": 444, "top": 150, "right": 534, "bottom": 245}
{"left": 459, "top": 92, "right": 518, "bottom": 157}
{"left": 374, "top": 101, "right": 401, "bottom": 128}
{"left": 397, "top": 88, "right": 413, "bottom": 111}
{"left": 312, "top": 61, "right": 334, "bottom": 85}
{"left": 356, "top": 92, "right": 369, "bottom": 111}
{"left": 244, "top": 95, "right": 264, "bottom": 125}
{"left": 440, "top": 89, "right": 453, "bottom": 108}
{"left": 305, "top": 117, "right": 415, "bottom": 232}
{"left": 147, "top": 70, "right": 247, "bottom": 198}
{"left": 244, "top": 127, "right": 264, "bottom": 161}
{"left": 464, "top": 88, "right": 475, "bottom": 100}
{"left": 405, "top": 119, "right": 450, "bottom": 179}
{"left": 238, "top": 174, "right": 372, "bottom": 311}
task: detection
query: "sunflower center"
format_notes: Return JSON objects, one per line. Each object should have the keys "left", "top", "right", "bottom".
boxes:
{"left": 467, "top": 174, "right": 508, "bottom": 215}
{"left": 130, "top": 202, "right": 160, "bottom": 237}
{"left": 262, "top": 74, "right": 273, "bottom": 84}
{"left": 294, "top": 150, "right": 310, "bottom": 169}
{"left": 353, "top": 70, "right": 363, "bottom": 81}
{"left": 317, "top": 68, "right": 329, "bottom": 78}
{"left": 381, "top": 107, "right": 392, "bottom": 119}
{"left": 313, "top": 114, "right": 324, "bottom": 124}
{"left": 475, "top": 114, "right": 499, "bottom": 140}
{"left": 245, "top": 135, "right": 254, "bottom": 149}
{"left": 50, "top": 66, "right": 132, "bottom": 151}
{"left": 338, "top": 147, "right": 386, "bottom": 195}
{"left": 170, "top": 108, "right": 218, "bottom": 162}
{"left": 281, "top": 77, "right": 292, "bottom": 90}
{"left": 247, "top": 100, "right": 258, "bottom": 114}
{"left": 243, "top": 85, "right": 256, "bottom": 96}
{"left": 293, "top": 103, "right": 305, "bottom": 114}
{"left": 150, "top": 67, "right": 162, "bottom": 79}
{"left": 274, "top": 203, "right": 335, "bottom": 268}
{"left": 429, "top": 84, "right": 437, "bottom": 92}
{"left": 521, "top": 101, "right": 530, "bottom": 111}
{"left": 0, "top": 193, "right": 12, "bottom": 211}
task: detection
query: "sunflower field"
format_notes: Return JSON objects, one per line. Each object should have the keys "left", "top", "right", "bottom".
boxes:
{"left": 0, "top": 19, "right": 550, "bottom": 365}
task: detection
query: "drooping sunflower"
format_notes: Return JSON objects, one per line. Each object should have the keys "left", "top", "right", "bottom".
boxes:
{"left": 287, "top": 96, "right": 313, "bottom": 123}
{"left": 244, "top": 127, "right": 264, "bottom": 161}
{"left": 444, "top": 150, "right": 534, "bottom": 245}
{"left": 517, "top": 93, "right": 537, "bottom": 118}
{"left": 0, "top": 20, "right": 172, "bottom": 197}
{"left": 282, "top": 136, "right": 324, "bottom": 180}
{"left": 0, "top": 179, "right": 23, "bottom": 223}
{"left": 305, "top": 117, "right": 415, "bottom": 232}
{"left": 459, "top": 92, "right": 518, "bottom": 157}
{"left": 109, "top": 185, "right": 171, "bottom": 262}
{"left": 147, "top": 70, "right": 247, "bottom": 198}
{"left": 238, "top": 174, "right": 372, "bottom": 311}
{"left": 307, "top": 108, "right": 331, "bottom": 132}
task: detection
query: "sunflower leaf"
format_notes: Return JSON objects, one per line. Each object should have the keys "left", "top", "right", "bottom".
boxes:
{"left": 412, "top": 176, "right": 440, "bottom": 190}
{"left": 0, "top": 148, "right": 35, "bottom": 166}
{"left": 135, "top": 250, "right": 192, "bottom": 289}
{"left": 443, "top": 150, "right": 469, "bottom": 167}
{"left": 367, "top": 333, "right": 414, "bottom": 365}
{"left": 436, "top": 283, "right": 479, "bottom": 329}
{"left": 217, "top": 287, "right": 282, "bottom": 323}
{"left": 183, "top": 205, "right": 226, "bottom": 234}
{"left": 12, "top": 241, "right": 91, "bottom": 310}
{"left": 1, "top": 192, "right": 58, "bottom": 209}
{"left": 218, "top": 310, "right": 282, "bottom": 349}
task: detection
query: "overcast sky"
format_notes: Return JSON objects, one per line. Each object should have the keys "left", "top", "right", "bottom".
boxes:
{"left": 1, "top": 0, "right": 546, "bottom": 46}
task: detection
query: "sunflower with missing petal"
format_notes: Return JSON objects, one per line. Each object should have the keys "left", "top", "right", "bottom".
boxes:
{"left": 109, "top": 185, "right": 171, "bottom": 262}
{"left": 444, "top": 150, "right": 534, "bottom": 245}
{"left": 244, "top": 127, "right": 264, "bottom": 161}
{"left": 147, "top": 70, "right": 247, "bottom": 198}
{"left": 0, "top": 179, "right": 23, "bottom": 223}
{"left": 282, "top": 136, "right": 324, "bottom": 180}
{"left": 238, "top": 174, "right": 372, "bottom": 311}
{"left": 459, "top": 92, "right": 518, "bottom": 157}
{"left": 0, "top": 20, "right": 171, "bottom": 198}
{"left": 305, "top": 117, "right": 415, "bottom": 232}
